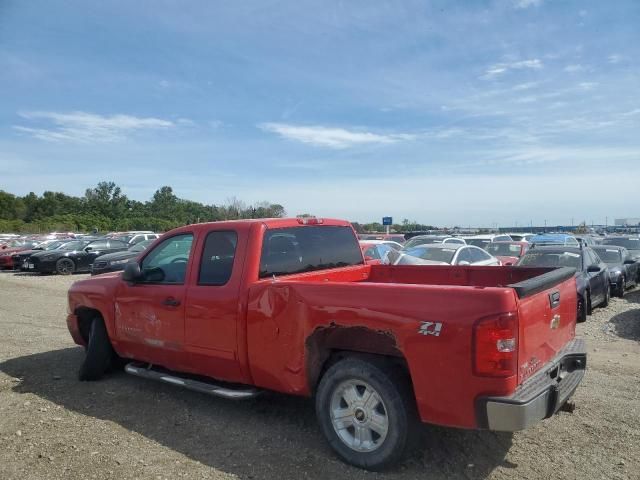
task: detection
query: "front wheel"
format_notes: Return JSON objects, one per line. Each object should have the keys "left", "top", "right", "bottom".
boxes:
{"left": 315, "top": 357, "right": 415, "bottom": 470}
{"left": 577, "top": 294, "right": 587, "bottom": 323}
{"left": 616, "top": 277, "right": 625, "bottom": 298}
{"left": 56, "top": 257, "right": 75, "bottom": 275}
{"left": 78, "top": 317, "right": 115, "bottom": 381}
{"left": 601, "top": 284, "right": 610, "bottom": 308}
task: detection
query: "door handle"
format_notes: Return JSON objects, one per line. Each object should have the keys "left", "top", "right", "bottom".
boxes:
{"left": 162, "top": 297, "right": 181, "bottom": 307}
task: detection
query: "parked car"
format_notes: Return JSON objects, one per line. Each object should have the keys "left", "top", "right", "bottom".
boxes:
{"left": 111, "top": 232, "right": 161, "bottom": 245}
{"left": 591, "top": 245, "right": 638, "bottom": 297}
{"left": 0, "top": 240, "right": 40, "bottom": 269}
{"left": 505, "top": 233, "right": 535, "bottom": 242}
{"left": 67, "top": 217, "right": 585, "bottom": 470}
{"left": 389, "top": 243, "right": 501, "bottom": 266}
{"left": 485, "top": 241, "right": 530, "bottom": 266}
{"left": 358, "top": 233, "right": 405, "bottom": 244}
{"left": 461, "top": 234, "right": 513, "bottom": 249}
{"left": 601, "top": 236, "right": 640, "bottom": 263}
{"left": 403, "top": 235, "right": 466, "bottom": 249}
{"left": 12, "top": 239, "right": 75, "bottom": 270}
{"left": 91, "top": 239, "right": 155, "bottom": 275}
{"left": 27, "top": 239, "right": 130, "bottom": 275}
{"left": 528, "top": 234, "right": 580, "bottom": 247}
{"left": 516, "top": 245, "right": 609, "bottom": 322}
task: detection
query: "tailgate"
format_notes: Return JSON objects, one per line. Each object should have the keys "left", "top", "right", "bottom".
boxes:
{"left": 510, "top": 268, "right": 578, "bottom": 384}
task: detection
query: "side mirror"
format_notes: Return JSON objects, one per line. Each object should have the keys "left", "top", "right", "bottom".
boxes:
{"left": 505, "top": 262, "right": 513, "bottom": 266}
{"left": 458, "top": 261, "right": 471, "bottom": 266}
{"left": 587, "top": 264, "right": 601, "bottom": 273}
{"left": 84, "top": 246, "right": 92, "bottom": 252}
{"left": 624, "top": 259, "right": 637, "bottom": 265}
{"left": 122, "top": 262, "right": 143, "bottom": 282}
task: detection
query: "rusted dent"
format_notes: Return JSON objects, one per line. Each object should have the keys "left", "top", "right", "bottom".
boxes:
{"left": 305, "top": 323, "right": 402, "bottom": 391}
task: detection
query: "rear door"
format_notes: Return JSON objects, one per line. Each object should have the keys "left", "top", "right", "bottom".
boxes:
{"left": 183, "top": 228, "right": 247, "bottom": 382}
{"left": 516, "top": 275, "right": 577, "bottom": 383}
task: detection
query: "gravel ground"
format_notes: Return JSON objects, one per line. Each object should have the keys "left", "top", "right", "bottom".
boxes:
{"left": 0, "top": 271, "right": 639, "bottom": 480}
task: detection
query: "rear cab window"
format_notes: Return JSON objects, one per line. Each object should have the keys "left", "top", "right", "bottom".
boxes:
{"left": 260, "top": 226, "right": 363, "bottom": 278}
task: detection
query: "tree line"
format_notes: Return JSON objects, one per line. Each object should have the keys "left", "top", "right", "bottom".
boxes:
{"left": 0, "top": 182, "right": 286, "bottom": 233}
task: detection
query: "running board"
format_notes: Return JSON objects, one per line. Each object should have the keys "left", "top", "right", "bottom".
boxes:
{"left": 124, "top": 363, "right": 261, "bottom": 400}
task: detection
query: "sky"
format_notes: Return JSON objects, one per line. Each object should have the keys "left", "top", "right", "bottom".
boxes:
{"left": 1, "top": 0, "right": 639, "bottom": 227}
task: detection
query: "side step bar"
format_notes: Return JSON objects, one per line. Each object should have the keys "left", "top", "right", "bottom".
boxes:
{"left": 125, "top": 363, "right": 261, "bottom": 400}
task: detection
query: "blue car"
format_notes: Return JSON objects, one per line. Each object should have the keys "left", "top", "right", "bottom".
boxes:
{"left": 529, "top": 234, "right": 580, "bottom": 247}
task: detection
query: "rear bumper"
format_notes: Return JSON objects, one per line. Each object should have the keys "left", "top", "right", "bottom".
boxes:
{"left": 476, "top": 338, "right": 586, "bottom": 431}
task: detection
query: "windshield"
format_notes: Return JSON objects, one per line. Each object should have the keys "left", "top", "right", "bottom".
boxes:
{"left": 602, "top": 238, "right": 640, "bottom": 250}
{"left": 517, "top": 252, "right": 582, "bottom": 269}
{"left": 45, "top": 241, "right": 65, "bottom": 250}
{"left": 486, "top": 243, "right": 522, "bottom": 257}
{"left": 465, "top": 239, "right": 490, "bottom": 248}
{"left": 403, "top": 246, "right": 456, "bottom": 263}
{"left": 594, "top": 249, "right": 622, "bottom": 264}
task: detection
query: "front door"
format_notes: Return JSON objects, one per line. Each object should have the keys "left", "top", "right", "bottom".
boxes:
{"left": 184, "top": 229, "right": 247, "bottom": 382}
{"left": 114, "top": 233, "right": 194, "bottom": 368}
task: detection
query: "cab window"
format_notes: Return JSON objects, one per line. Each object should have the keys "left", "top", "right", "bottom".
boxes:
{"left": 198, "top": 231, "right": 237, "bottom": 285}
{"left": 140, "top": 233, "right": 194, "bottom": 284}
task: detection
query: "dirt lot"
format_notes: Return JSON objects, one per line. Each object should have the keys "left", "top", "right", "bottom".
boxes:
{"left": 0, "top": 272, "right": 638, "bottom": 480}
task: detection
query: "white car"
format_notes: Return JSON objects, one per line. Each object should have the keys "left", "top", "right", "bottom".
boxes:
{"left": 461, "top": 234, "right": 513, "bottom": 249}
{"left": 403, "top": 235, "right": 466, "bottom": 249}
{"left": 388, "top": 244, "right": 501, "bottom": 266}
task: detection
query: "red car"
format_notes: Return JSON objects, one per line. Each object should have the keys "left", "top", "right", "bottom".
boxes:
{"left": 486, "top": 241, "right": 530, "bottom": 266}
{"left": 67, "top": 218, "right": 585, "bottom": 470}
{"left": 0, "top": 240, "right": 39, "bottom": 269}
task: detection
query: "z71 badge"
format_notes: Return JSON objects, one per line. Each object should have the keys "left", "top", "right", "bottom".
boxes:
{"left": 418, "top": 321, "right": 443, "bottom": 336}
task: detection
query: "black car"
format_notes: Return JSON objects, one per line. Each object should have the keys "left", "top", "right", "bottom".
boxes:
{"left": 516, "top": 245, "right": 610, "bottom": 322}
{"left": 592, "top": 245, "right": 638, "bottom": 298}
{"left": 12, "top": 239, "right": 74, "bottom": 270}
{"left": 91, "top": 239, "right": 154, "bottom": 275}
{"left": 27, "top": 239, "right": 130, "bottom": 275}
{"left": 601, "top": 236, "right": 640, "bottom": 268}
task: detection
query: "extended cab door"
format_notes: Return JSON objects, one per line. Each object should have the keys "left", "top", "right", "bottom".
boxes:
{"left": 183, "top": 228, "right": 248, "bottom": 382}
{"left": 114, "top": 233, "right": 194, "bottom": 367}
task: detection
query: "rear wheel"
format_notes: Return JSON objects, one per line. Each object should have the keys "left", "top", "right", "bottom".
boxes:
{"left": 586, "top": 291, "right": 593, "bottom": 315}
{"left": 315, "top": 357, "right": 415, "bottom": 470}
{"left": 56, "top": 257, "right": 75, "bottom": 275}
{"left": 78, "top": 317, "right": 114, "bottom": 381}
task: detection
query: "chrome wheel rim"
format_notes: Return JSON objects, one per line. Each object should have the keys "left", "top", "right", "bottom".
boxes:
{"left": 58, "top": 259, "right": 73, "bottom": 273}
{"left": 330, "top": 380, "right": 389, "bottom": 452}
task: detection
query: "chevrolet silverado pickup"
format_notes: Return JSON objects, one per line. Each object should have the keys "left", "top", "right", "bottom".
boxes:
{"left": 67, "top": 218, "right": 586, "bottom": 470}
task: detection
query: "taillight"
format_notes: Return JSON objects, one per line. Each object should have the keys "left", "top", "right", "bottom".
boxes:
{"left": 473, "top": 313, "right": 518, "bottom": 377}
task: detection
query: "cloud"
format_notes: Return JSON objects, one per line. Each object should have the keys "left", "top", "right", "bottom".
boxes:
{"left": 13, "top": 111, "right": 175, "bottom": 143}
{"left": 481, "top": 59, "right": 543, "bottom": 79}
{"left": 514, "top": 0, "right": 543, "bottom": 9}
{"left": 258, "top": 123, "right": 414, "bottom": 148}
{"left": 564, "top": 64, "right": 585, "bottom": 73}
{"left": 608, "top": 54, "right": 622, "bottom": 64}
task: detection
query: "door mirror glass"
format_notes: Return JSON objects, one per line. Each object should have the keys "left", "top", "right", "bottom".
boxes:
{"left": 624, "top": 259, "right": 636, "bottom": 265}
{"left": 587, "top": 264, "right": 601, "bottom": 273}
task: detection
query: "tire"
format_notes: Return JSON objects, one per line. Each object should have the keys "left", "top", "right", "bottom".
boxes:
{"left": 315, "top": 357, "right": 416, "bottom": 470}
{"left": 616, "top": 277, "right": 625, "bottom": 299}
{"left": 601, "top": 284, "right": 610, "bottom": 308}
{"left": 586, "top": 291, "right": 593, "bottom": 315}
{"left": 577, "top": 294, "right": 587, "bottom": 323}
{"left": 56, "top": 257, "right": 75, "bottom": 275}
{"left": 78, "top": 317, "right": 114, "bottom": 381}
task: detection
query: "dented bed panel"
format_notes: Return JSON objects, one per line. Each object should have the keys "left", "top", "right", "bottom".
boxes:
{"left": 246, "top": 280, "right": 521, "bottom": 428}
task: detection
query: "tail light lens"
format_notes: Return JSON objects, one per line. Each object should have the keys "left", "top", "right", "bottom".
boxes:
{"left": 473, "top": 313, "right": 518, "bottom": 377}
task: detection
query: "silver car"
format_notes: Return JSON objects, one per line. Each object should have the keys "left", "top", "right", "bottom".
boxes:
{"left": 387, "top": 243, "right": 501, "bottom": 266}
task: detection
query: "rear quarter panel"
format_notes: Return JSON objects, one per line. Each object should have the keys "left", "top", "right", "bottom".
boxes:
{"left": 246, "top": 280, "right": 521, "bottom": 429}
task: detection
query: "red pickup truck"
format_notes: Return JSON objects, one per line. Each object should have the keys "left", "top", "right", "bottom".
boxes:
{"left": 67, "top": 218, "right": 586, "bottom": 470}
